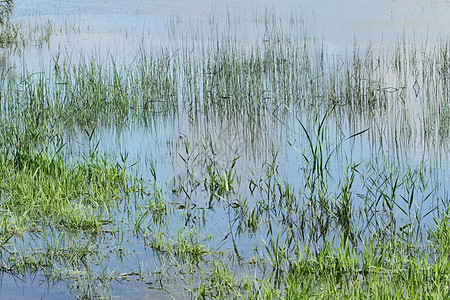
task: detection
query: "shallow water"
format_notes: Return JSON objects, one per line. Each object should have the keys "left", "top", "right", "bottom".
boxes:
{"left": 2, "top": 0, "right": 450, "bottom": 298}
{"left": 13, "top": 0, "right": 450, "bottom": 42}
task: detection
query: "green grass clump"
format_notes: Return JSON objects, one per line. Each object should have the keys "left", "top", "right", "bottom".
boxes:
{"left": 0, "top": 148, "right": 130, "bottom": 231}
{"left": 0, "top": 22, "right": 17, "bottom": 46}
{"left": 0, "top": 129, "right": 138, "bottom": 298}
{"left": 0, "top": 0, "right": 12, "bottom": 26}
{"left": 0, "top": 0, "right": 16, "bottom": 47}
{"left": 190, "top": 229, "right": 450, "bottom": 299}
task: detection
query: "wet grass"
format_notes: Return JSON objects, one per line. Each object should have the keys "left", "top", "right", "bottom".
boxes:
{"left": 1, "top": 9, "right": 450, "bottom": 299}
{"left": 0, "top": 0, "right": 15, "bottom": 47}
{"left": 0, "top": 121, "right": 140, "bottom": 297}
{"left": 0, "top": 0, "right": 12, "bottom": 25}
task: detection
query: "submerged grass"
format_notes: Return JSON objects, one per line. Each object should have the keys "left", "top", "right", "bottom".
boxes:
{"left": 0, "top": 0, "right": 12, "bottom": 25}
{"left": 0, "top": 150, "right": 130, "bottom": 230}
{"left": 0, "top": 116, "right": 140, "bottom": 297}
{"left": 0, "top": 0, "right": 15, "bottom": 47}
{"left": 1, "top": 9, "right": 450, "bottom": 299}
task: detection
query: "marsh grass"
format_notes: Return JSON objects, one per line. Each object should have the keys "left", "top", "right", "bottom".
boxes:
{"left": 2, "top": 9, "right": 450, "bottom": 299}
{"left": 0, "top": 2, "right": 58, "bottom": 48}
{"left": 129, "top": 112, "right": 446, "bottom": 299}
{"left": 0, "top": 22, "right": 17, "bottom": 46}
{"left": 0, "top": 0, "right": 15, "bottom": 48}
{"left": 0, "top": 147, "right": 130, "bottom": 228}
{"left": 0, "top": 113, "right": 140, "bottom": 297}
{"left": 0, "top": 0, "right": 12, "bottom": 26}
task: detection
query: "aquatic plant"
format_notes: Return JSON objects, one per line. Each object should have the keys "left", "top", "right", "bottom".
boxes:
{"left": 0, "top": 0, "right": 12, "bottom": 25}
{"left": 0, "top": 0, "right": 15, "bottom": 46}
{"left": 1, "top": 5, "right": 450, "bottom": 298}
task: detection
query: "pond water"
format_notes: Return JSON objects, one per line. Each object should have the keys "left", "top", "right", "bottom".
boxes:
{"left": 12, "top": 0, "right": 450, "bottom": 43}
{"left": 2, "top": 0, "right": 450, "bottom": 298}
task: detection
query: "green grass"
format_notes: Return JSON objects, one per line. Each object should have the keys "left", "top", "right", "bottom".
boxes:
{"left": 0, "top": 0, "right": 15, "bottom": 47}
{"left": 0, "top": 148, "right": 130, "bottom": 230}
{"left": 1, "top": 9, "right": 450, "bottom": 299}
{"left": 0, "top": 118, "right": 139, "bottom": 297}
{"left": 0, "top": 0, "right": 12, "bottom": 25}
